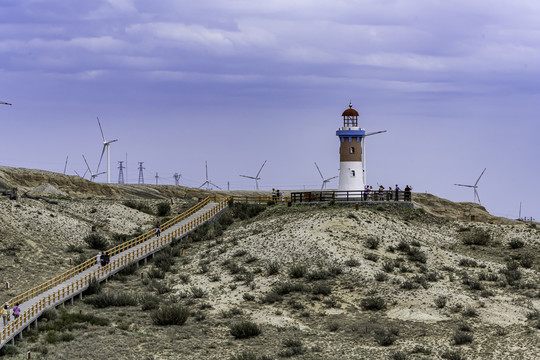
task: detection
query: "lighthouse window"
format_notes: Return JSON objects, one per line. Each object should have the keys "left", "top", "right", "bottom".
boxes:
{"left": 351, "top": 170, "right": 356, "bottom": 177}
{"left": 350, "top": 147, "right": 355, "bottom": 154}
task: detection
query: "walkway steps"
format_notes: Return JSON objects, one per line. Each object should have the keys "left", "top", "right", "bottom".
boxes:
{"left": 0, "top": 197, "right": 230, "bottom": 348}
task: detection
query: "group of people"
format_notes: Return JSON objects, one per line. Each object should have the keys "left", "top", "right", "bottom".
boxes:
{"left": 96, "top": 251, "right": 111, "bottom": 267}
{"left": 271, "top": 188, "right": 285, "bottom": 203}
{"left": 362, "top": 184, "right": 413, "bottom": 201}
{"left": 1, "top": 302, "right": 20, "bottom": 326}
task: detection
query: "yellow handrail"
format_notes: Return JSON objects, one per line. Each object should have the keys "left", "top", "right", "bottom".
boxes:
{"left": 0, "top": 196, "right": 231, "bottom": 344}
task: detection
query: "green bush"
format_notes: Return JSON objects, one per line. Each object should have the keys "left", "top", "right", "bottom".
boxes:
{"left": 374, "top": 328, "right": 398, "bottom": 346}
{"left": 288, "top": 264, "right": 307, "bottom": 279}
{"left": 147, "top": 268, "right": 165, "bottom": 279}
{"left": 265, "top": 260, "right": 280, "bottom": 275}
{"left": 0, "top": 344, "right": 19, "bottom": 356}
{"left": 120, "top": 263, "right": 138, "bottom": 276}
{"left": 462, "top": 228, "right": 491, "bottom": 246}
{"left": 152, "top": 304, "right": 190, "bottom": 326}
{"left": 312, "top": 282, "right": 332, "bottom": 296}
{"left": 148, "top": 279, "right": 172, "bottom": 294}
{"left": 154, "top": 250, "right": 175, "bottom": 272}
{"left": 123, "top": 200, "right": 154, "bottom": 215}
{"left": 157, "top": 202, "right": 171, "bottom": 216}
{"left": 390, "top": 351, "right": 408, "bottom": 360}
{"left": 83, "top": 234, "right": 108, "bottom": 250}
{"left": 231, "top": 203, "right": 266, "bottom": 220}
{"left": 230, "top": 320, "right": 262, "bottom": 339}
{"left": 509, "top": 238, "right": 525, "bottom": 249}
{"left": 84, "top": 278, "right": 102, "bottom": 295}
{"left": 279, "top": 338, "right": 306, "bottom": 357}
{"left": 139, "top": 294, "right": 160, "bottom": 311}
{"left": 273, "top": 282, "right": 308, "bottom": 296}
{"left": 407, "top": 247, "right": 427, "bottom": 263}
{"left": 344, "top": 258, "right": 360, "bottom": 267}
{"left": 262, "top": 291, "right": 283, "bottom": 304}
{"left": 65, "top": 244, "right": 84, "bottom": 253}
{"left": 84, "top": 291, "right": 138, "bottom": 308}
{"left": 453, "top": 331, "right": 473, "bottom": 345}
{"left": 435, "top": 296, "right": 447, "bottom": 309}
{"left": 361, "top": 295, "right": 386, "bottom": 311}
{"left": 364, "top": 237, "right": 380, "bottom": 250}
{"left": 441, "top": 350, "right": 465, "bottom": 360}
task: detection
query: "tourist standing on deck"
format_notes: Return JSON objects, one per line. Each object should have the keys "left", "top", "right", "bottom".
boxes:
{"left": 1, "top": 303, "right": 10, "bottom": 325}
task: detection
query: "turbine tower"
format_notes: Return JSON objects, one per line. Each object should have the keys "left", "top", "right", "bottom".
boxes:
{"left": 96, "top": 117, "right": 118, "bottom": 184}
{"left": 199, "top": 161, "right": 221, "bottom": 190}
{"left": 315, "top": 162, "right": 338, "bottom": 190}
{"left": 336, "top": 102, "right": 386, "bottom": 192}
{"left": 455, "top": 168, "right": 486, "bottom": 204}
{"left": 239, "top": 160, "right": 267, "bottom": 190}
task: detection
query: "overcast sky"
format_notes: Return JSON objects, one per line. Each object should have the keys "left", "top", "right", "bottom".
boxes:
{"left": 1, "top": 0, "right": 539, "bottom": 220}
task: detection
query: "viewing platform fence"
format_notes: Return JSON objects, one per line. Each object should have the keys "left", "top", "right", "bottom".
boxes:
{"left": 290, "top": 190, "right": 413, "bottom": 203}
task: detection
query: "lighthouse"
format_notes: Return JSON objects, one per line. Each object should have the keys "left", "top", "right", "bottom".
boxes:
{"left": 336, "top": 102, "right": 386, "bottom": 192}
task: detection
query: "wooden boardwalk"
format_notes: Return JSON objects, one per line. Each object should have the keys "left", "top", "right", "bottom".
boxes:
{"left": 0, "top": 197, "right": 230, "bottom": 348}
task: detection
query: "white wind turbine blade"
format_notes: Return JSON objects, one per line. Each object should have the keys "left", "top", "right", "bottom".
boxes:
{"left": 96, "top": 145, "right": 106, "bottom": 173}
{"left": 82, "top": 155, "right": 93, "bottom": 175}
{"left": 97, "top": 117, "right": 106, "bottom": 142}
{"left": 108, "top": 139, "right": 118, "bottom": 145}
{"left": 475, "top": 188, "right": 481, "bottom": 204}
{"left": 314, "top": 162, "right": 324, "bottom": 180}
{"left": 256, "top": 160, "right": 267, "bottom": 178}
{"left": 364, "top": 130, "right": 387, "bottom": 137}
{"left": 209, "top": 181, "right": 222, "bottom": 190}
{"left": 240, "top": 175, "right": 257, "bottom": 180}
{"left": 475, "top": 168, "right": 487, "bottom": 186}
{"left": 327, "top": 176, "right": 338, "bottom": 181}
{"left": 454, "top": 184, "right": 475, "bottom": 188}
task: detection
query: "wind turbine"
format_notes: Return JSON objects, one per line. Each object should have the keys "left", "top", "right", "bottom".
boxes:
{"left": 173, "top": 173, "right": 182, "bottom": 186}
{"left": 361, "top": 130, "right": 387, "bottom": 186}
{"left": 314, "top": 162, "right": 338, "bottom": 190}
{"left": 239, "top": 160, "right": 267, "bottom": 190}
{"left": 95, "top": 117, "right": 118, "bottom": 184}
{"left": 63, "top": 156, "right": 69, "bottom": 175}
{"left": 455, "top": 168, "right": 486, "bottom": 204}
{"left": 83, "top": 155, "right": 106, "bottom": 182}
{"left": 199, "top": 161, "right": 221, "bottom": 190}
{"left": 74, "top": 169, "right": 88, "bottom": 179}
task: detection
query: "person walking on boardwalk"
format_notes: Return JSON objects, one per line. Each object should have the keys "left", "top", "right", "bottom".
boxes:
{"left": 272, "top": 188, "right": 277, "bottom": 202}
{"left": 96, "top": 251, "right": 102, "bottom": 267}
{"left": 1, "top": 303, "right": 10, "bottom": 325}
{"left": 395, "top": 185, "right": 400, "bottom": 201}
{"left": 12, "top": 303, "right": 20, "bottom": 320}
{"left": 387, "top": 186, "right": 393, "bottom": 201}
{"left": 155, "top": 224, "right": 161, "bottom": 237}
{"left": 378, "top": 185, "right": 384, "bottom": 201}
{"left": 101, "top": 252, "right": 110, "bottom": 267}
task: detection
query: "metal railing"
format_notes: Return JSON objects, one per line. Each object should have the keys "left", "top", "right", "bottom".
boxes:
{"left": 0, "top": 196, "right": 231, "bottom": 344}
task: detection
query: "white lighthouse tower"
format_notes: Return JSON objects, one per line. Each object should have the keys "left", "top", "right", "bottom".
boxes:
{"left": 336, "top": 102, "right": 386, "bottom": 193}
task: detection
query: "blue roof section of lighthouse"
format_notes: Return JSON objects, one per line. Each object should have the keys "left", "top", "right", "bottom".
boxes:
{"left": 336, "top": 102, "right": 365, "bottom": 139}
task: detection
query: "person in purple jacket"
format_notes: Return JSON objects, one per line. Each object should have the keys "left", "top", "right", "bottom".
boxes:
{"left": 12, "top": 303, "right": 20, "bottom": 320}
